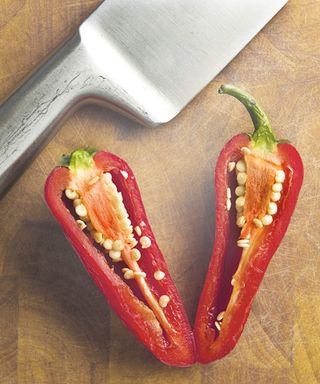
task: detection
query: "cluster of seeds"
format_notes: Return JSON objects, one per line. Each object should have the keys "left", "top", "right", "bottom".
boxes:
{"left": 121, "top": 268, "right": 146, "bottom": 279}
{"left": 65, "top": 170, "right": 169, "bottom": 310}
{"left": 66, "top": 172, "right": 142, "bottom": 263}
{"left": 215, "top": 310, "right": 225, "bottom": 332}
{"left": 228, "top": 147, "right": 286, "bottom": 249}
{"left": 237, "top": 237, "right": 251, "bottom": 248}
{"left": 233, "top": 149, "right": 249, "bottom": 231}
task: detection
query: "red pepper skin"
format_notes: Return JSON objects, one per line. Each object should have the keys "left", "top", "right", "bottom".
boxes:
{"left": 194, "top": 133, "right": 303, "bottom": 363}
{"left": 45, "top": 151, "right": 195, "bottom": 367}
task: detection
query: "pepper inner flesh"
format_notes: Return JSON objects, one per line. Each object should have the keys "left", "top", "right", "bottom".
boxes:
{"left": 66, "top": 167, "right": 171, "bottom": 334}
{"left": 213, "top": 147, "right": 286, "bottom": 334}
{"left": 241, "top": 153, "right": 280, "bottom": 239}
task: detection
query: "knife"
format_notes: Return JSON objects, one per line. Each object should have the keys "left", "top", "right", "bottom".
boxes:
{"left": 0, "top": 0, "right": 287, "bottom": 196}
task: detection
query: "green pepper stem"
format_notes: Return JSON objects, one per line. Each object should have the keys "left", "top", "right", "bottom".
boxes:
{"left": 60, "top": 148, "right": 96, "bottom": 174}
{"left": 218, "top": 84, "right": 277, "bottom": 152}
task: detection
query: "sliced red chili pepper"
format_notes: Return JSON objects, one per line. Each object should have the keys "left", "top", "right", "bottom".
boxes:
{"left": 45, "top": 149, "right": 195, "bottom": 366}
{"left": 194, "top": 85, "right": 303, "bottom": 364}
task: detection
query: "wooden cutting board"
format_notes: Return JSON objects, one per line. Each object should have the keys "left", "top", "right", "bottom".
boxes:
{"left": 0, "top": 1, "right": 319, "bottom": 383}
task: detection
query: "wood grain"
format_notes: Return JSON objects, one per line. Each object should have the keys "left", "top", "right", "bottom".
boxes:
{"left": 0, "top": 1, "right": 319, "bottom": 383}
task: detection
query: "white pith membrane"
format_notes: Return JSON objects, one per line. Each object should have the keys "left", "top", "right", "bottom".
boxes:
{"left": 216, "top": 147, "right": 286, "bottom": 332}
{"left": 65, "top": 170, "right": 171, "bottom": 333}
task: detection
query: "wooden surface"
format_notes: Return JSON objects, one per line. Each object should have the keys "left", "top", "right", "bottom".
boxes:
{"left": 0, "top": 1, "right": 319, "bottom": 383}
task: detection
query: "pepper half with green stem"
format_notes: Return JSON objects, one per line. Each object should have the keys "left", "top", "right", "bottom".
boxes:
{"left": 45, "top": 149, "right": 196, "bottom": 366}
{"left": 194, "top": 84, "right": 304, "bottom": 363}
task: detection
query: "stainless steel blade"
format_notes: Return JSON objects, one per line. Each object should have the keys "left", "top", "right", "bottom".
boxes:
{"left": 0, "top": 0, "right": 287, "bottom": 196}
{"left": 81, "top": 0, "right": 288, "bottom": 123}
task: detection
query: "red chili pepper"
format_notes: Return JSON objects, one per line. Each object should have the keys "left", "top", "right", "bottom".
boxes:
{"left": 194, "top": 85, "right": 303, "bottom": 364}
{"left": 45, "top": 149, "right": 195, "bottom": 366}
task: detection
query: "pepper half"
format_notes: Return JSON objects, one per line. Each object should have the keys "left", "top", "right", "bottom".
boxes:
{"left": 45, "top": 149, "right": 195, "bottom": 366}
{"left": 194, "top": 85, "right": 304, "bottom": 363}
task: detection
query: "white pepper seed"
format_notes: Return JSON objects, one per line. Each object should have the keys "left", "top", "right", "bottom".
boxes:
{"left": 237, "top": 172, "right": 247, "bottom": 185}
{"left": 124, "top": 270, "right": 134, "bottom": 280}
{"left": 131, "top": 248, "right": 141, "bottom": 261}
{"left": 117, "top": 205, "right": 128, "bottom": 219}
{"left": 124, "top": 226, "right": 133, "bottom": 235}
{"left": 272, "top": 183, "right": 283, "bottom": 192}
{"left": 154, "top": 271, "right": 165, "bottom": 280}
{"left": 236, "top": 216, "right": 246, "bottom": 227}
{"left": 236, "top": 204, "right": 244, "bottom": 213}
{"left": 93, "top": 232, "right": 104, "bottom": 244}
{"left": 228, "top": 162, "right": 236, "bottom": 172}
{"left": 134, "top": 226, "right": 142, "bottom": 236}
{"left": 261, "top": 215, "right": 273, "bottom": 226}
{"left": 271, "top": 192, "right": 281, "bottom": 202}
{"left": 65, "top": 189, "right": 79, "bottom": 200}
{"left": 121, "top": 218, "right": 132, "bottom": 229}
{"left": 237, "top": 239, "right": 250, "bottom": 244}
{"left": 103, "top": 172, "right": 112, "bottom": 184}
{"left": 241, "top": 147, "right": 251, "bottom": 155}
{"left": 140, "top": 236, "right": 151, "bottom": 249}
{"left": 103, "top": 239, "right": 113, "bottom": 250}
{"left": 128, "top": 237, "right": 138, "bottom": 248}
{"left": 75, "top": 204, "right": 87, "bottom": 218}
{"left": 237, "top": 239, "right": 250, "bottom": 248}
{"left": 253, "top": 218, "right": 263, "bottom": 228}
{"left": 159, "top": 295, "right": 170, "bottom": 308}
{"left": 215, "top": 321, "right": 221, "bottom": 331}
{"left": 113, "top": 239, "right": 124, "bottom": 251}
{"left": 120, "top": 170, "right": 128, "bottom": 179}
{"left": 268, "top": 202, "right": 278, "bottom": 215}
{"left": 236, "top": 196, "right": 245, "bottom": 208}
{"left": 73, "top": 198, "right": 82, "bottom": 207}
{"left": 109, "top": 250, "right": 122, "bottom": 260}
{"left": 235, "top": 186, "right": 245, "bottom": 196}
{"left": 217, "top": 311, "right": 225, "bottom": 321}
{"left": 236, "top": 160, "right": 246, "bottom": 172}
{"left": 237, "top": 243, "right": 250, "bottom": 248}
{"left": 106, "top": 183, "right": 117, "bottom": 194}
{"left": 275, "top": 170, "right": 285, "bottom": 183}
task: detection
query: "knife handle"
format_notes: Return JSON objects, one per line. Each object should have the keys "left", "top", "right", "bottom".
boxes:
{"left": 0, "top": 33, "right": 91, "bottom": 196}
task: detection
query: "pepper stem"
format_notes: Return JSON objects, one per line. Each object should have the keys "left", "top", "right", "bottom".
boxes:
{"left": 60, "top": 148, "right": 96, "bottom": 174}
{"left": 218, "top": 84, "right": 277, "bottom": 152}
